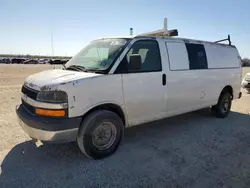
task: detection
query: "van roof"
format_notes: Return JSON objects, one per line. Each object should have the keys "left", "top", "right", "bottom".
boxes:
{"left": 100, "top": 35, "right": 235, "bottom": 48}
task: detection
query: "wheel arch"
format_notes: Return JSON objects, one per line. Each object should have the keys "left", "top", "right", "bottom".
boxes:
{"left": 219, "top": 85, "right": 233, "bottom": 100}
{"left": 81, "top": 103, "right": 127, "bottom": 127}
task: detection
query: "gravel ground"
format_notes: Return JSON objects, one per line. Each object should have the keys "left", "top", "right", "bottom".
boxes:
{"left": 0, "top": 64, "right": 250, "bottom": 188}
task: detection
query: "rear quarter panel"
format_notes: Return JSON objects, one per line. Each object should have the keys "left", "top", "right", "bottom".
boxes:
{"left": 204, "top": 43, "right": 242, "bottom": 101}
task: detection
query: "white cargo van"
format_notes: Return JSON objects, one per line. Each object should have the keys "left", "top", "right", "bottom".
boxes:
{"left": 16, "top": 27, "right": 242, "bottom": 159}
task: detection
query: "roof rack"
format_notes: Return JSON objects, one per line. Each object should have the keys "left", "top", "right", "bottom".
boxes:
{"left": 136, "top": 18, "right": 179, "bottom": 37}
{"left": 214, "top": 35, "right": 232, "bottom": 46}
{"left": 136, "top": 29, "right": 178, "bottom": 37}
{"left": 134, "top": 18, "right": 232, "bottom": 46}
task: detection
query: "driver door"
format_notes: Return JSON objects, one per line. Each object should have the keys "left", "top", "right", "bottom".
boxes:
{"left": 115, "top": 40, "right": 167, "bottom": 126}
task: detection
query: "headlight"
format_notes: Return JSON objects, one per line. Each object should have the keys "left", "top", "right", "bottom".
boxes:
{"left": 37, "top": 91, "right": 68, "bottom": 103}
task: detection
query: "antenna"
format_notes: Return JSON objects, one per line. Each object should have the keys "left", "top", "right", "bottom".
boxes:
{"left": 130, "top": 28, "right": 133, "bottom": 36}
{"left": 51, "top": 31, "right": 54, "bottom": 56}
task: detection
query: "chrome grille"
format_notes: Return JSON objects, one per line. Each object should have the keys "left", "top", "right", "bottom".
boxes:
{"left": 21, "top": 85, "right": 38, "bottom": 100}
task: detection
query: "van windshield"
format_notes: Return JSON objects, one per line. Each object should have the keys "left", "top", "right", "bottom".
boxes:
{"left": 65, "top": 38, "right": 129, "bottom": 73}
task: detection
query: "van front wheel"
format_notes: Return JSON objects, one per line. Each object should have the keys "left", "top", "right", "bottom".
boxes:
{"left": 212, "top": 92, "right": 232, "bottom": 118}
{"left": 77, "top": 110, "right": 124, "bottom": 159}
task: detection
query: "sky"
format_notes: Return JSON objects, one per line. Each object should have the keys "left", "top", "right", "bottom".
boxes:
{"left": 0, "top": 0, "right": 249, "bottom": 58}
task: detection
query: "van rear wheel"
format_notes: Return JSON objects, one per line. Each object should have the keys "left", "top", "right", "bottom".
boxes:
{"left": 212, "top": 92, "right": 232, "bottom": 118}
{"left": 77, "top": 110, "right": 124, "bottom": 159}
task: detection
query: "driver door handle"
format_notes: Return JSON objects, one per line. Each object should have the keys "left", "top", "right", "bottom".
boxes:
{"left": 162, "top": 74, "right": 166, "bottom": 86}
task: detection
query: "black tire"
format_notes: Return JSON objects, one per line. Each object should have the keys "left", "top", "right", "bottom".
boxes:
{"left": 77, "top": 110, "right": 124, "bottom": 159}
{"left": 212, "top": 92, "right": 232, "bottom": 118}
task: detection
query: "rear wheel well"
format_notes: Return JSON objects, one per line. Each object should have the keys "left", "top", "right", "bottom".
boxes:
{"left": 82, "top": 104, "right": 126, "bottom": 126}
{"left": 219, "top": 86, "right": 233, "bottom": 100}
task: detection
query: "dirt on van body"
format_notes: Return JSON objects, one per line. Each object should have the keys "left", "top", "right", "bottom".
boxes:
{"left": 0, "top": 64, "right": 250, "bottom": 188}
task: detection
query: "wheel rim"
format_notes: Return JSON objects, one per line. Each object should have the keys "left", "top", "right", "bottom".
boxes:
{"left": 221, "top": 97, "right": 230, "bottom": 113}
{"left": 92, "top": 122, "right": 117, "bottom": 150}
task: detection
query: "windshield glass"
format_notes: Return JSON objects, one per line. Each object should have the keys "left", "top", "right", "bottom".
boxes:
{"left": 65, "top": 38, "right": 129, "bottom": 72}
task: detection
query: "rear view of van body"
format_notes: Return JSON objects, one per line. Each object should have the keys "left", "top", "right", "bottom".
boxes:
{"left": 16, "top": 33, "right": 242, "bottom": 159}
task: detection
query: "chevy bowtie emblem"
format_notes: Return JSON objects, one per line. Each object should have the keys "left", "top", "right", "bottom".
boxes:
{"left": 28, "top": 83, "right": 35, "bottom": 88}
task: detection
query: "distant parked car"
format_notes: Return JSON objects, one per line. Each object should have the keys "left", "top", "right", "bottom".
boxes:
{"left": 242, "top": 73, "right": 250, "bottom": 92}
{"left": 49, "top": 59, "right": 64, "bottom": 64}
{"left": 0, "top": 58, "right": 11, "bottom": 64}
{"left": 61, "top": 59, "right": 69, "bottom": 64}
{"left": 241, "top": 59, "right": 250, "bottom": 67}
{"left": 0, "top": 59, "right": 5, "bottom": 64}
{"left": 38, "top": 59, "right": 49, "bottom": 64}
{"left": 11, "top": 58, "right": 25, "bottom": 64}
{"left": 23, "top": 59, "right": 39, "bottom": 64}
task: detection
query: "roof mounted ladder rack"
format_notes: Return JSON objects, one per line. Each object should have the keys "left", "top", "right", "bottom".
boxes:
{"left": 214, "top": 35, "right": 232, "bottom": 46}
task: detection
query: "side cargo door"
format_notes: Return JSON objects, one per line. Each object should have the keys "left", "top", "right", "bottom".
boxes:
{"left": 165, "top": 40, "right": 207, "bottom": 115}
{"left": 114, "top": 39, "right": 167, "bottom": 126}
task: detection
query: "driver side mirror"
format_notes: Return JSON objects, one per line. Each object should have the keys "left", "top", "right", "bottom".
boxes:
{"left": 128, "top": 54, "right": 142, "bottom": 71}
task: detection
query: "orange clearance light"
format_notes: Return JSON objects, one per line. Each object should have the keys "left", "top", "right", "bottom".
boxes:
{"left": 35, "top": 108, "right": 65, "bottom": 117}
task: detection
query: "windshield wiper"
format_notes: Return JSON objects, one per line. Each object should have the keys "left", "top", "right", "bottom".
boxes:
{"left": 66, "top": 65, "right": 105, "bottom": 74}
{"left": 85, "top": 67, "right": 106, "bottom": 74}
{"left": 65, "top": 65, "right": 86, "bottom": 72}
{"left": 86, "top": 69, "right": 104, "bottom": 74}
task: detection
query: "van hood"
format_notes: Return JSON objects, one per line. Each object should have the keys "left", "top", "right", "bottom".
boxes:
{"left": 24, "top": 69, "right": 101, "bottom": 91}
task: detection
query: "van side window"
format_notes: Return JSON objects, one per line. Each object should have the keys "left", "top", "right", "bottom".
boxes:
{"left": 185, "top": 43, "right": 208, "bottom": 70}
{"left": 115, "top": 40, "right": 162, "bottom": 73}
{"left": 165, "top": 41, "right": 189, "bottom": 71}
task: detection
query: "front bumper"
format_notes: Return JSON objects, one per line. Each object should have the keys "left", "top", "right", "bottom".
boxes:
{"left": 16, "top": 104, "right": 82, "bottom": 143}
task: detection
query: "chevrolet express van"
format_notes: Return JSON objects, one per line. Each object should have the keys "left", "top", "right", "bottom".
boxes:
{"left": 16, "top": 32, "right": 242, "bottom": 159}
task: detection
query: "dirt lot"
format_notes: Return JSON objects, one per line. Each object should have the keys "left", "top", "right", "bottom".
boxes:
{"left": 0, "top": 64, "right": 250, "bottom": 188}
